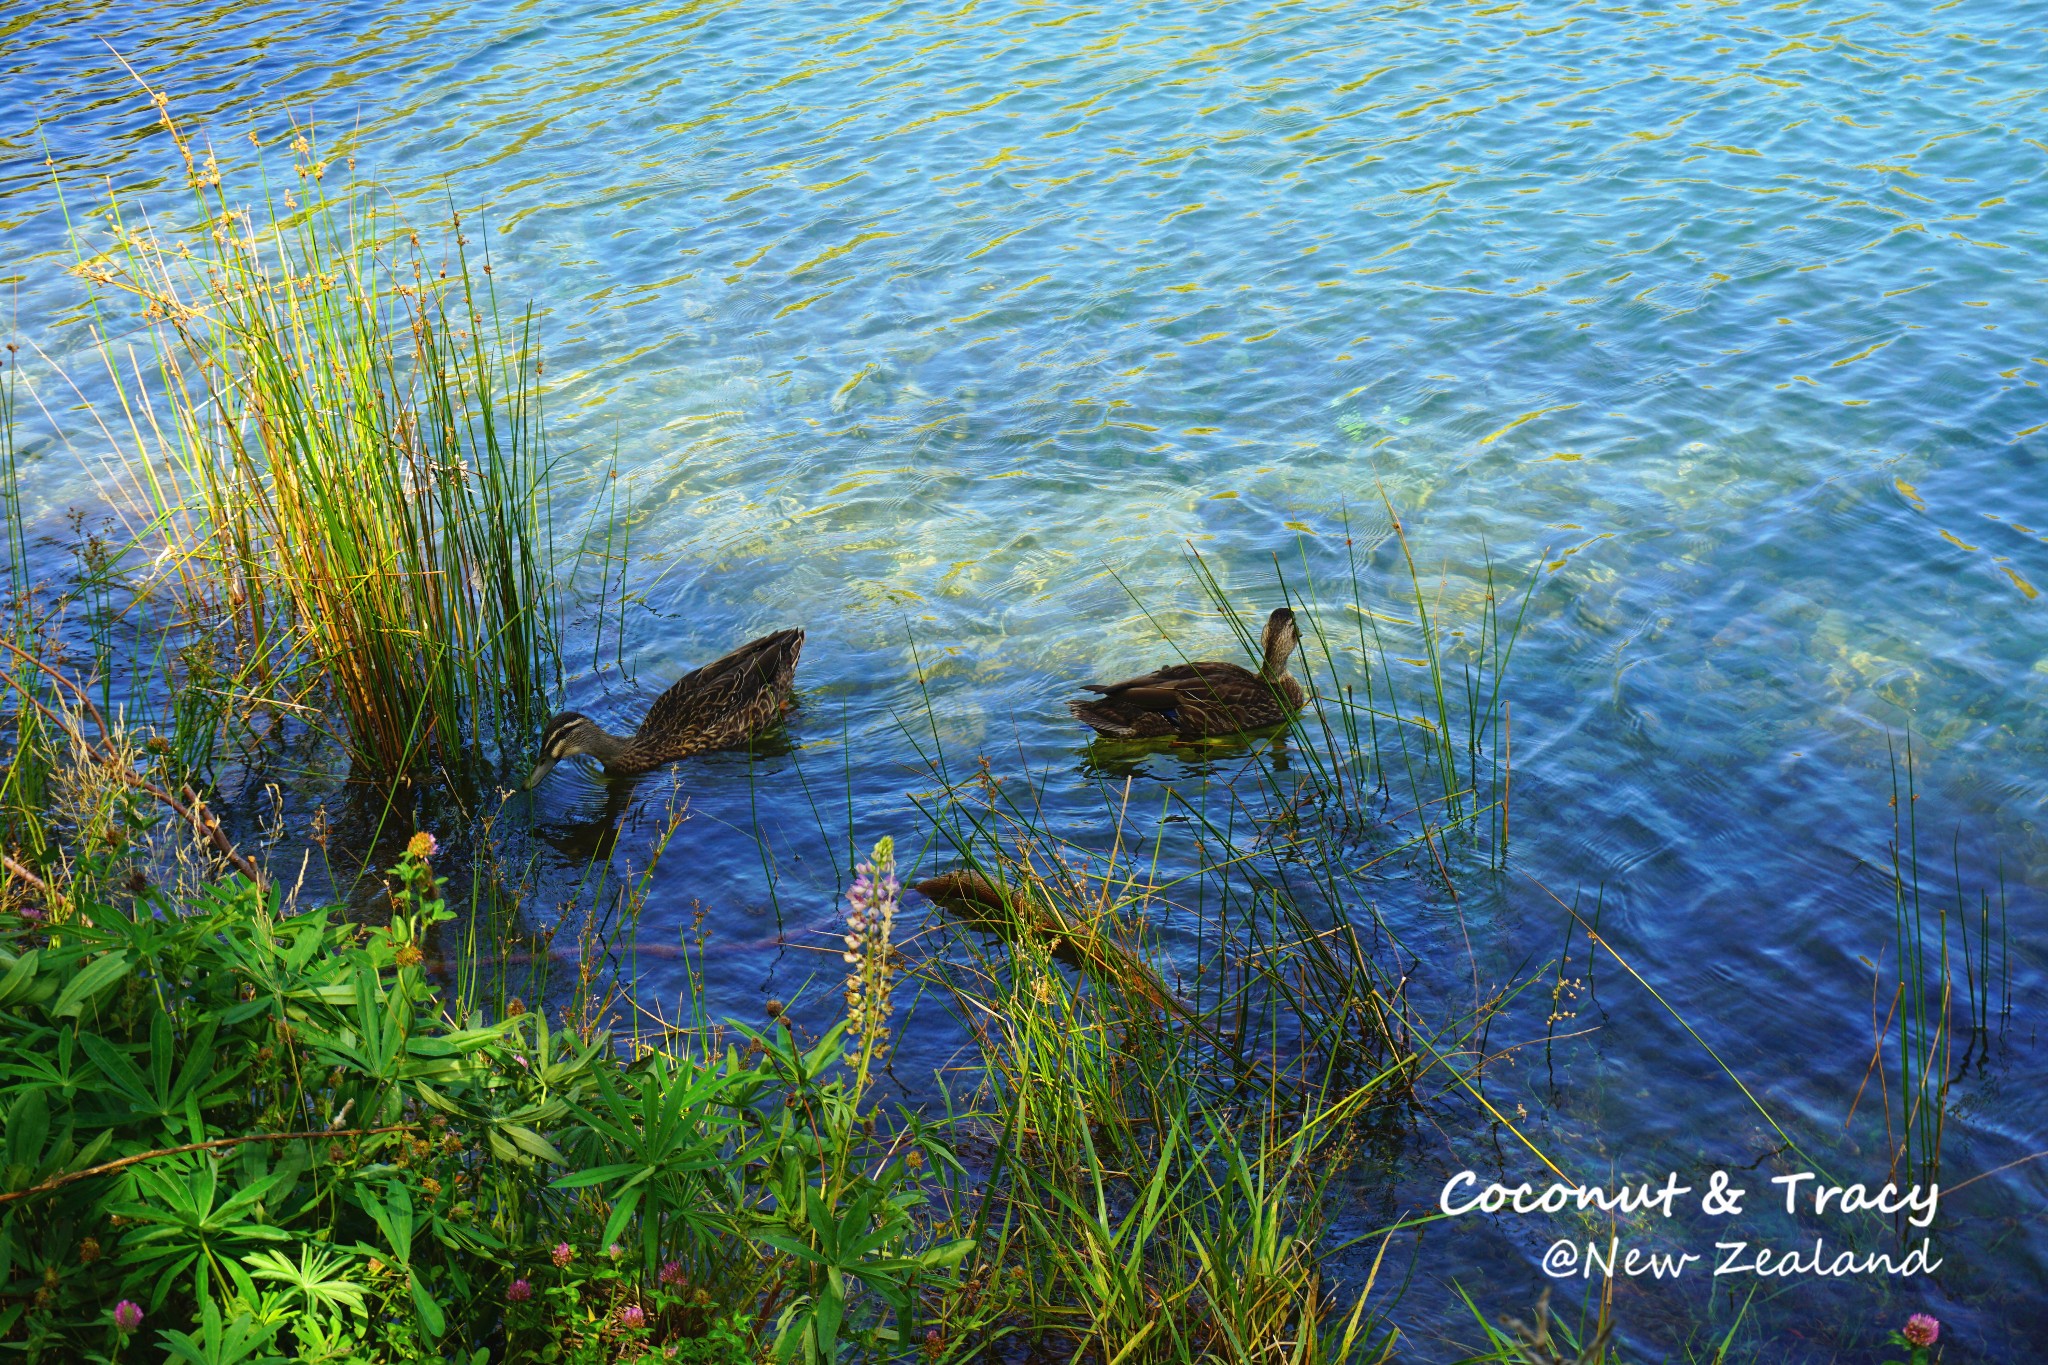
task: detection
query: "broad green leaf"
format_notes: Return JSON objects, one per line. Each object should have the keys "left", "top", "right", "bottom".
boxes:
{"left": 0, "top": 950, "right": 40, "bottom": 1006}
{"left": 51, "top": 950, "right": 129, "bottom": 1019}
{"left": 550, "top": 1163, "right": 644, "bottom": 1190}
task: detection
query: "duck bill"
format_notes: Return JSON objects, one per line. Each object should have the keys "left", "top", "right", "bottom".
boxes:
{"left": 523, "top": 757, "right": 560, "bottom": 789}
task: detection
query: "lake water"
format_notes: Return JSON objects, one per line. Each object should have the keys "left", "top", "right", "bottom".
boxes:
{"left": 7, "top": 0, "right": 2046, "bottom": 1357}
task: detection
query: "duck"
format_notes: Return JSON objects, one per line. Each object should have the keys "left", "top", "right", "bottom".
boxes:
{"left": 1066, "top": 607, "right": 1305, "bottom": 740}
{"left": 524, "top": 628, "right": 803, "bottom": 787}
{"left": 913, "top": 868, "right": 1199, "bottom": 1025}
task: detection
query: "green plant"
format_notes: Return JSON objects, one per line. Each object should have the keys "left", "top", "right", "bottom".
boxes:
{"left": 745, "top": 840, "right": 974, "bottom": 1362}
{"left": 63, "top": 92, "right": 562, "bottom": 784}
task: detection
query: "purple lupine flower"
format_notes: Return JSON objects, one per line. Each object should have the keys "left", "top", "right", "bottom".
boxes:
{"left": 616, "top": 1303, "right": 646, "bottom": 1329}
{"left": 506, "top": 1278, "right": 533, "bottom": 1303}
{"left": 113, "top": 1301, "right": 143, "bottom": 1331}
{"left": 1903, "top": 1315, "right": 1939, "bottom": 1348}
{"left": 842, "top": 838, "right": 900, "bottom": 1041}
{"left": 551, "top": 1242, "right": 574, "bottom": 1267}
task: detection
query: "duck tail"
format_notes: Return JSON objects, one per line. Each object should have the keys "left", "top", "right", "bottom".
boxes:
{"left": 748, "top": 628, "right": 803, "bottom": 694}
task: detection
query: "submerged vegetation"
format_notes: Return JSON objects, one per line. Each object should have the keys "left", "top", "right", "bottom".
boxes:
{"left": 0, "top": 87, "right": 2009, "bottom": 1365}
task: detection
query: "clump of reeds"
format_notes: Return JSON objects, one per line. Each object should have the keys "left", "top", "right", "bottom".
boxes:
{"left": 1183, "top": 509, "right": 1536, "bottom": 878}
{"left": 0, "top": 641, "right": 272, "bottom": 923}
{"left": 1852, "top": 737, "right": 2010, "bottom": 1192}
{"left": 900, "top": 758, "right": 1412, "bottom": 1359}
{"left": 64, "top": 87, "right": 559, "bottom": 783}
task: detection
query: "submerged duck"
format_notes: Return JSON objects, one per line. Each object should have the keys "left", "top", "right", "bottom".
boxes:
{"left": 913, "top": 868, "right": 1198, "bottom": 1025}
{"left": 1066, "top": 607, "right": 1305, "bottom": 740}
{"left": 524, "top": 628, "right": 803, "bottom": 787}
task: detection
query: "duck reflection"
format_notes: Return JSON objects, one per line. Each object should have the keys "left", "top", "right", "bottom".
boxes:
{"left": 531, "top": 769, "right": 644, "bottom": 864}
{"left": 1076, "top": 724, "right": 1293, "bottom": 783}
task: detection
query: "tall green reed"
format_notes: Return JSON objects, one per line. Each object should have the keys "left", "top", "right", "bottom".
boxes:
{"left": 63, "top": 94, "right": 560, "bottom": 784}
{"left": 1870, "top": 739, "right": 2007, "bottom": 1192}
{"left": 0, "top": 349, "right": 59, "bottom": 895}
{"left": 0, "top": 341, "right": 23, "bottom": 603}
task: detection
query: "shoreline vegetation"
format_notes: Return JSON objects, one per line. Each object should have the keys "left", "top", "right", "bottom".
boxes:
{"left": 0, "top": 95, "right": 1999, "bottom": 1364}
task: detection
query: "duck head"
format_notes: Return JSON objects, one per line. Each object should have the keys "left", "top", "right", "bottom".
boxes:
{"left": 525, "top": 712, "right": 625, "bottom": 788}
{"left": 1260, "top": 607, "right": 1302, "bottom": 672}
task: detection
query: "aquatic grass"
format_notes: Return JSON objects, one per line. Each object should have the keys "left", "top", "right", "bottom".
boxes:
{"left": 1864, "top": 736, "right": 2007, "bottom": 1192}
{"left": 1451, "top": 1282, "right": 1760, "bottom": 1365}
{"left": 59, "top": 93, "right": 561, "bottom": 785}
{"left": 1450, "top": 1286, "right": 1617, "bottom": 1365}
{"left": 1179, "top": 510, "right": 1538, "bottom": 872}
{"left": 919, "top": 844, "right": 1407, "bottom": 1360}
{"left": 894, "top": 723, "right": 1519, "bottom": 1358}
{"left": 0, "top": 347, "right": 60, "bottom": 904}
{"left": 1, "top": 341, "right": 27, "bottom": 604}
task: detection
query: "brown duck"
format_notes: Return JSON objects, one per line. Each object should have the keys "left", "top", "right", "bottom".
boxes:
{"left": 1066, "top": 607, "right": 1305, "bottom": 740}
{"left": 524, "top": 628, "right": 803, "bottom": 787}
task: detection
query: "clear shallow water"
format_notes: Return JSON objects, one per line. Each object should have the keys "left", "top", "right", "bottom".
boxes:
{"left": 7, "top": 0, "right": 2048, "bottom": 1356}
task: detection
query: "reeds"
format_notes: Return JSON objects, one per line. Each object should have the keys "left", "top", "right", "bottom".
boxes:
{"left": 891, "top": 633, "right": 1541, "bottom": 1361}
{"left": 1202, "top": 508, "right": 1537, "bottom": 871}
{"left": 1860, "top": 738, "right": 2010, "bottom": 1192}
{"left": 912, "top": 806, "right": 1405, "bottom": 1359}
{"left": 62, "top": 92, "right": 560, "bottom": 784}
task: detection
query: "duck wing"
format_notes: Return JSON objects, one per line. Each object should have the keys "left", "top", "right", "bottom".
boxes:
{"left": 1081, "top": 660, "right": 1258, "bottom": 708}
{"left": 1071, "top": 660, "right": 1302, "bottom": 739}
{"left": 1066, "top": 696, "right": 1180, "bottom": 739}
{"left": 638, "top": 628, "right": 803, "bottom": 749}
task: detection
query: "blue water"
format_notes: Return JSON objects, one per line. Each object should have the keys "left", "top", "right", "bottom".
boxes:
{"left": 7, "top": 0, "right": 2047, "bottom": 1356}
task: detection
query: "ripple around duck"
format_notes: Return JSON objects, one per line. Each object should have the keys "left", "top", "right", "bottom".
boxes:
{"left": 8, "top": 0, "right": 2048, "bottom": 1354}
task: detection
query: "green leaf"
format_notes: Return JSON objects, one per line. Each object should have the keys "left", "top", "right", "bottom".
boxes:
{"left": 0, "top": 950, "right": 41, "bottom": 1006}
{"left": 500, "top": 1124, "right": 566, "bottom": 1165}
{"left": 918, "top": 1238, "right": 975, "bottom": 1270}
{"left": 599, "top": 1188, "right": 641, "bottom": 1251}
{"left": 4, "top": 1091, "right": 49, "bottom": 1173}
{"left": 51, "top": 950, "right": 129, "bottom": 1019}
{"left": 551, "top": 1163, "right": 644, "bottom": 1190}
{"left": 79, "top": 1034, "right": 150, "bottom": 1107}
{"left": 409, "top": 1273, "right": 446, "bottom": 1337}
